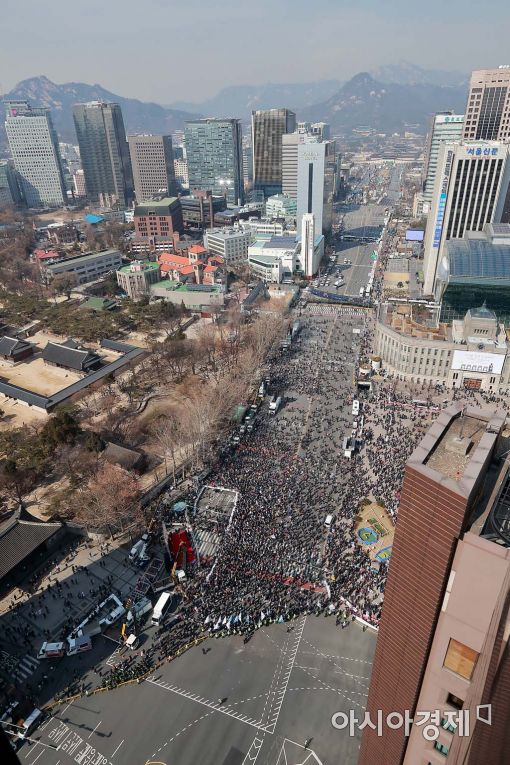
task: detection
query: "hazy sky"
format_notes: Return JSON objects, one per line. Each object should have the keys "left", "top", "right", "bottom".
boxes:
{"left": 2, "top": 0, "right": 510, "bottom": 103}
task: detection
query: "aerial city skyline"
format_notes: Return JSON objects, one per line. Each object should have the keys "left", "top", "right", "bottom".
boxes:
{"left": 0, "top": 4, "right": 509, "bottom": 760}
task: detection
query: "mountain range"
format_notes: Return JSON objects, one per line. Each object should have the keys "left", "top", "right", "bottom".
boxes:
{"left": 169, "top": 80, "right": 343, "bottom": 119}
{"left": 299, "top": 72, "right": 467, "bottom": 134}
{"left": 0, "top": 63, "right": 469, "bottom": 155}
{"left": 0, "top": 76, "right": 200, "bottom": 146}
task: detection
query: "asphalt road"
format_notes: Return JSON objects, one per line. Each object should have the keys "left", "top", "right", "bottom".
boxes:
{"left": 22, "top": 616, "right": 375, "bottom": 765}
{"left": 315, "top": 204, "right": 387, "bottom": 298}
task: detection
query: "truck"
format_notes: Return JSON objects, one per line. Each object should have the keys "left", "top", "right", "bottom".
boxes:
{"left": 352, "top": 399, "right": 360, "bottom": 416}
{"left": 38, "top": 635, "right": 92, "bottom": 659}
{"left": 152, "top": 591, "right": 173, "bottom": 626}
{"left": 291, "top": 321, "right": 301, "bottom": 342}
{"left": 126, "top": 596, "right": 152, "bottom": 628}
{"left": 269, "top": 395, "right": 282, "bottom": 415}
{"left": 129, "top": 534, "right": 151, "bottom": 565}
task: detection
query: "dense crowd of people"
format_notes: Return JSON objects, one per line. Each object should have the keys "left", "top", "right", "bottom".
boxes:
{"left": 167, "top": 305, "right": 424, "bottom": 639}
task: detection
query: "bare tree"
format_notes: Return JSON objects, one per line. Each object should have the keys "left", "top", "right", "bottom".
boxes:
{"left": 151, "top": 409, "right": 185, "bottom": 482}
{"left": 76, "top": 463, "right": 141, "bottom": 537}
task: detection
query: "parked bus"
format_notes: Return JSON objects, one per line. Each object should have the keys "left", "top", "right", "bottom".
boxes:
{"left": 352, "top": 399, "right": 360, "bottom": 416}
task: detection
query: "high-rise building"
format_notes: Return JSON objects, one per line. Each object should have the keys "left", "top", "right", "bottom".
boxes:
{"left": 423, "top": 113, "right": 464, "bottom": 205}
{"left": 0, "top": 160, "right": 22, "bottom": 208}
{"left": 252, "top": 108, "right": 296, "bottom": 197}
{"left": 282, "top": 133, "right": 300, "bottom": 199}
{"left": 4, "top": 100, "right": 67, "bottom": 208}
{"left": 242, "top": 144, "right": 253, "bottom": 188}
{"left": 184, "top": 119, "right": 243, "bottom": 205}
{"left": 422, "top": 140, "right": 510, "bottom": 294}
{"left": 72, "top": 101, "right": 133, "bottom": 208}
{"left": 359, "top": 404, "right": 510, "bottom": 765}
{"left": 300, "top": 213, "right": 324, "bottom": 277}
{"left": 310, "top": 122, "right": 330, "bottom": 141}
{"left": 72, "top": 169, "right": 87, "bottom": 198}
{"left": 296, "top": 141, "right": 326, "bottom": 234}
{"left": 463, "top": 66, "right": 510, "bottom": 141}
{"left": 128, "top": 134, "right": 177, "bottom": 201}
{"left": 174, "top": 158, "right": 189, "bottom": 189}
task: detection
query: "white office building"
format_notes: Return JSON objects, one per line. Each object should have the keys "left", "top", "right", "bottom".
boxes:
{"left": 5, "top": 100, "right": 67, "bottom": 208}
{"left": 174, "top": 158, "right": 189, "bottom": 188}
{"left": 301, "top": 213, "right": 321, "bottom": 277}
{"left": 423, "top": 141, "right": 510, "bottom": 295}
{"left": 297, "top": 142, "right": 326, "bottom": 235}
{"left": 265, "top": 194, "right": 297, "bottom": 219}
{"left": 423, "top": 114, "right": 464, "bottom": 205}
{"left": 203, "top": 227, "right": 253, "bottom": 265}
{"left": 239, "top": 217, "right": 287, "bottom": 238}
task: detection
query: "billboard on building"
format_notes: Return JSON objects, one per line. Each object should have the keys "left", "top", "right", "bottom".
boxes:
{"left": 406, "top": 229, "right": 425, "bottom": 242}
{"left": 451, "top": 350, "right": 505, "bottom": 375}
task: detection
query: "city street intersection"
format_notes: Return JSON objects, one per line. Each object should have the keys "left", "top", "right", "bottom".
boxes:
{"left": 21, "top": 616, "right": 375, "bottom": 765}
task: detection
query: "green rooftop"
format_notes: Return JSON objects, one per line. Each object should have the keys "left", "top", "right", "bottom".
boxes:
{"left": 134, "top": 197, "right": 180, "bottom": 216}
{"left": 118, "top": 260, "right": 160, "bottom": 274}
{"left": 81, "top": 296, "right": 117, "bottom": 311}
{"left": 151, "top": 279, "right": 221, "bottom": 293}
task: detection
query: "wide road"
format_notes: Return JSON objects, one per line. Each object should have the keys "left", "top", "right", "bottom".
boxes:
{"left": 315, "top": 204, "right": 387, "bottom": 298}
{"left": 22, "top": 615, "right": 375, "bottom": 765}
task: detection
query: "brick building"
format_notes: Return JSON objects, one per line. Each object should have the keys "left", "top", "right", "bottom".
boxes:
{"left": 133, "top": 197, "right": 183, "bottom": 240}
{"left": 359, "top": 404, "right": 510, "bottom": 765}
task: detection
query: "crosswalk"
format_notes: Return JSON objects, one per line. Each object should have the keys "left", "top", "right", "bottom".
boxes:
{"left": 305, "top": 304, "right": 364, "bottom": 316}
{"left": 11, "top": 654, "right": 40, "bottom": 682}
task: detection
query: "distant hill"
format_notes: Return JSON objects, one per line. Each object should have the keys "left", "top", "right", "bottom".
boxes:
{"left": 169, "top": 80, "right": 343, "bottom": 120}
{"left": 0, "top": 75, "right": 200, "bottom": 149}
{"left": 370, "top": 60, "right": 468, "bottom": 88}
{"left": 299, "top": 73, "right": 467, "bottom": 135}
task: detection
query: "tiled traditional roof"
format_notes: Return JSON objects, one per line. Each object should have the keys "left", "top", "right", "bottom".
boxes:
{"left": 0, "top": 512, "right": 62, "bottom": 581}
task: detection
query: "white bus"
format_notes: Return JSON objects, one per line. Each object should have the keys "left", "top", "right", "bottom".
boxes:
{"left": 151, "top": 591, "right": 173, "bottom": 626}
{"left": 352, "top": 399, "right": 360, "bottom": 416}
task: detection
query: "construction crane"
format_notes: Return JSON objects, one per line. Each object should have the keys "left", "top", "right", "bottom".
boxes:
{"left": 171, "top": 540, "right": 187, "bottom": 579}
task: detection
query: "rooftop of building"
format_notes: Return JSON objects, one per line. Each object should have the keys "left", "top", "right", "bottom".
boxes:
{"left": 151, "top": 279, "right": 221, "bottom": 293}
{"left": 118, "top": 260, "right": 160, "bottom": 274}
{"left": 409, "top": 404, "right": 506, "bottom": 498}
{"left": 262, "top": 236, "right": 298, "bottom": 249}
{"left": 206, "top": 227, "right": 251, "bottom": 238}
{"left": 440, "top": 224, "right": 510, "bottom": 285}
{"left": 45, "top": 249, "right": 121, "bottom": 269}
{"left": 134, "top": 197, "right": 180, "bottom": 215}
{"left": 248, "top": 254, "right": 281, "bottom": 265}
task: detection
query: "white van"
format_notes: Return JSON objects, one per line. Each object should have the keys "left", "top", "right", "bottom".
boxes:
{"left": 67, "top": 635, "right": 92, "bottom": 656}
{"left": 324, "top": 514, "right": 333, "bottom": 530}
{"left": 152, "top": 591, "right": 173, "bottom": 626}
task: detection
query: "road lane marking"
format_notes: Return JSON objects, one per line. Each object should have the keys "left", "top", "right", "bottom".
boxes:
{"left": 30, "top": 751, "right": 44, "bottom": 765}
{"left": 260, "top": 615, "right": 307, "bottom": 734}
{"left": 87, "top": 720, "right": 101, "bottom": 739}
{"left": 112, "top": 739, "right": 124, "bottom": 757}
{"left": 146, "top": 678, "right": 266, "bottom": 731}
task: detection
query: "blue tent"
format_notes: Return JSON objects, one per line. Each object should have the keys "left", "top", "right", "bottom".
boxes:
{"left": 84, "top": 213, "right": 105, "bottom": 225}
{"left": 173, "top": 501, "right": 187, "bottom": 514}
